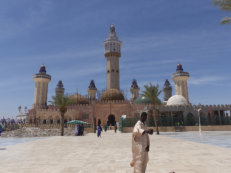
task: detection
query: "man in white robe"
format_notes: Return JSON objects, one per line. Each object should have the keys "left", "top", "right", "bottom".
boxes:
{"left": 131, "top": 112, "right": 153, "bottom": 173}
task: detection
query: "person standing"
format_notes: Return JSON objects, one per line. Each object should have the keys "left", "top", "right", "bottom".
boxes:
{"left": 104, "top": 125, "right": 108, "bottom": 132}
{"left": 97, "top": 124, "right": 102, "bottom": 137}
{"left": 131, "top": 112, "right": 153, "bottom": 173}
{"left": 114, "top": 122, "right": 117, "bottom": 133}
{"left": 0, "top": 123, "right": 2, "bottom": 136}
{"left": 75, "top": 125, "right": 79, "bottom": 136}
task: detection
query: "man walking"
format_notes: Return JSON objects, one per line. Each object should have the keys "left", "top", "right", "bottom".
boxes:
{"left": 131, "top": 112, "right": 153, "bottom": 173}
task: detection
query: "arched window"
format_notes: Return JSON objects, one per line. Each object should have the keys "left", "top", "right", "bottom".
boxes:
{"left": 43, "top": 120, "right": 46, "bottom": 124}
{"left": 50, "top": 120, "right": 53, "bottom": 124}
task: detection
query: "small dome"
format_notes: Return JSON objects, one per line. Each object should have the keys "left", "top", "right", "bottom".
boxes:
{"left": 110, "top": 24, "right": 115, "bottom": 32}
{"left": 39, "top": 64, "right": 46, "bottom": 73}
{"left": 70, "top": 94, "right": 89, "bottom": 104}
{"left": 167, "top": 95, "right": 188, "bottom": 106}
{"left": 101, "top": 89, "right": 124, "bottom": 101}
{"left": 134, "top": 95, "right": 151, "bottom": 104}
{"left": 176, "top": 64, "right": 183, "bottom": 72}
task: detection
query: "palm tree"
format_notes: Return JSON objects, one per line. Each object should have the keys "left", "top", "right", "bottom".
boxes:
{"left": 51, "top": 94, "right": 74, "bottom": 136}
{"left": 214, "top": 0, "right": 231, "bottom": 24}
{"left": 142, "top": 83, "right": 162, "bottom": 135}
{"left": 18, "top": 106, "right": 22, "bottom": 113}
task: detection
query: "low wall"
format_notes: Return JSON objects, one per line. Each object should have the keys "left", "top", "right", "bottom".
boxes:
{"left": 22, "top": 124, "right": 95, "bottom": 133}
{"left": 122, "top": 125, "right": 231, "bottom": 133}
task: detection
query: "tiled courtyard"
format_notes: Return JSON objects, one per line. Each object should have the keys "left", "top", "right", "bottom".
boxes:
{"left": 1, "top": 130, "right": 231, "bottom": 173}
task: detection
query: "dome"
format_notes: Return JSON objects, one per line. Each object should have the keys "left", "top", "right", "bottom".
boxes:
{"left": 39, "top": 64, "right": 46, "bottom": 73}
{"left": 101, "top": 89, "right": 124, "bottom": 101}
{"left": 70, "top": 94, "right": 89, "bottom": 104}
{"left": 167, "top": 95, "right": 188, "bottom": 106}
{"left": 176, "top": 64, "right": 183, "bottom": 72}
{"left": 134, "top": 95, "right": 151, "bottom": 104}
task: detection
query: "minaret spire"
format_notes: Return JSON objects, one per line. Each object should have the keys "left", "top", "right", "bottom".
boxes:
{"left": 104, "top": 24, "right": 122, "bottom": 90}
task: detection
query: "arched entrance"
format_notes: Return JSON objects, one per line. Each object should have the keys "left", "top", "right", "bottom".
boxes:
{"left": 107, "top": 114, "right": 115, "bottom": 126}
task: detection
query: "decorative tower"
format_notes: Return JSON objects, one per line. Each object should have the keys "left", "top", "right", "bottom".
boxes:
{"left": 33, "top": 65, "right": 51, "bottom": 108}
{"left": 88, "top": 80, "right": 97, "bottom": 100}
{"left": 130, "top": 79, "right": 140, "bottom": 101}
{"left": 56, "top": 80, "right": 64, "bottom": 97}
{"left": 163, "top": 79, "right": 172, "bottom": 101}
{"left": 172, "top": 64, "right": 189, "bottom": 101}
{"left": 104, "top": 24, "right": 122, "bottom": 90}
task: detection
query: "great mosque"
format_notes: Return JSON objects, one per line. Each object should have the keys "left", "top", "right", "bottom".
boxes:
{"left": 28, "top": 25, "right": 231, "bottom": 127}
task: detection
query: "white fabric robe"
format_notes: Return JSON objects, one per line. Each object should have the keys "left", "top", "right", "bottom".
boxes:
{"left": 131, "top": 120, "right": 150, "bottom": 173}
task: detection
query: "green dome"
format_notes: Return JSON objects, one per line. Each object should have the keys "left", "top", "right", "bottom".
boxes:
{"left": 134, "top": 95, "right": 151, "bottom": 104}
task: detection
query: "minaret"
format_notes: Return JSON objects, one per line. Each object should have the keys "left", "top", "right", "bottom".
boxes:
{"left": 104, "top": 24, "right": 122, "bottom": 90}
{"left": 33, "top": 65, "right": 51, "bottom": 108}
{"left": 172, "top": 64, "right": 189, "bottom": 101}
{"left": 130, "top": 79, "right": 140, "bottom": 101}
{"left": 163, "top": 79, "right": 172, "bottom": 101}
{"left": 88, "top": 80, "right": 97, "bottom": 100}
{"left": 56, "top": 80, "right": 64, "bottom": 97}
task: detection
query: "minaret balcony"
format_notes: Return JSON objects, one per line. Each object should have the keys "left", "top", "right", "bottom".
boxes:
{"left": 33, "top": 74, "right": 51, "bottom": 80}
{"left": 104, "top": 52, "right": 121, "bottom": 57}
{"left": 172, "top": 71, "right": 189, "bottom": 77}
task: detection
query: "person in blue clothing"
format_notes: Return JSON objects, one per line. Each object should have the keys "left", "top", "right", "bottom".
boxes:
{"left": 97, "top": 124, "right": 102, "bottom": 137}
{"left": 0, "top": 124, "right": 2, "bottom": 136}
{"left": 75, "top": 125, "right": 79, "bottom": 136}
{"left": 97, "top": 119, "right": 102, "bottom": 137}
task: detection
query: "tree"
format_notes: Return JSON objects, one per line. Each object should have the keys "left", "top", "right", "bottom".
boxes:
{"left": 214, "top": 0, "right": 231, "bottom": 24}
{"left": 18, "top": 106, "right": 22, "bottom": 113}
{"left": 142, "top": 83, "right": 162, "bottom": 135}
{"left": 50, "top": 94, "right": 74, "bottom": 136}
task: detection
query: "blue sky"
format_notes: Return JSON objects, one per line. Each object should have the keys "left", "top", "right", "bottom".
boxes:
{"left": 0, "top": 0, "right": 230, "bottom": 118}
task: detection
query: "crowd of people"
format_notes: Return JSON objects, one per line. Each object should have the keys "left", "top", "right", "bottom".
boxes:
{"left": 0, "top": 117, "right": 22, "bottom": 135}
{"left": 96, "top": 122, "right": 118, "bottom": 137}
{"left": 74, "top": 124, "right": 84, "bottom": 136}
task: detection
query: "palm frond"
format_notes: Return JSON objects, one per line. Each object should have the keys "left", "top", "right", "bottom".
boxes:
{"left": 50, "top": 94, "right": 74, "bottom": 109}
{"left": 142, "top": 83, "right": 162, "bottom": 105}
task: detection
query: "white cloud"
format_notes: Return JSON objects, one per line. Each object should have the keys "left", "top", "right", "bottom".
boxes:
{"left": 189, "top": 76, "right": 229, "bottom": 85}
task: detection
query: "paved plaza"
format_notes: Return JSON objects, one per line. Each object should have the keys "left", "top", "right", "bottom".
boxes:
{"left": 1, "top": 130, "right": 231, "bottom": 173}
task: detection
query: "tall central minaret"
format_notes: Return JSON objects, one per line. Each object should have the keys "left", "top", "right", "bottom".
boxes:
{"left": 104, "top": 24, "right": 122, "bottom": 90}
{"left": 33, "top": 65, "right": 51, "bottom": 108}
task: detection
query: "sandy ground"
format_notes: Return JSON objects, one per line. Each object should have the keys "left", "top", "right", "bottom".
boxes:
{"left": 1, "top": 130, "right": 231, "bottom": 173}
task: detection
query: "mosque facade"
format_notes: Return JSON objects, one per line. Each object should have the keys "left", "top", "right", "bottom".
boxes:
{"left": 28, "top": 25, "right": 231, "bottom": 127}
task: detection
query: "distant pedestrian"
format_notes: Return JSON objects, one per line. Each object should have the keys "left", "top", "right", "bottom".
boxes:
{"left": 104, "top": 125, "right": 108, "bottom": 132}
{"left": 130, "top": 112, "right": 153, "bottom": 173}
{"left": 0, "top": 124, "right": 2, "bottom": 136}
{"left": 114, "top": 123, "right": 117, "bottom": 133}
{"left": 82, "top": 124, "right": 84, "bottom": 136}
{"left": 75, "top": 125, "right": 79, "bottom": 136}
{"left": 97, "top": 124, "right": 102, "bottom": 137}
{"left": 79, "top": 124, "right": 84, "bottom": 136}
